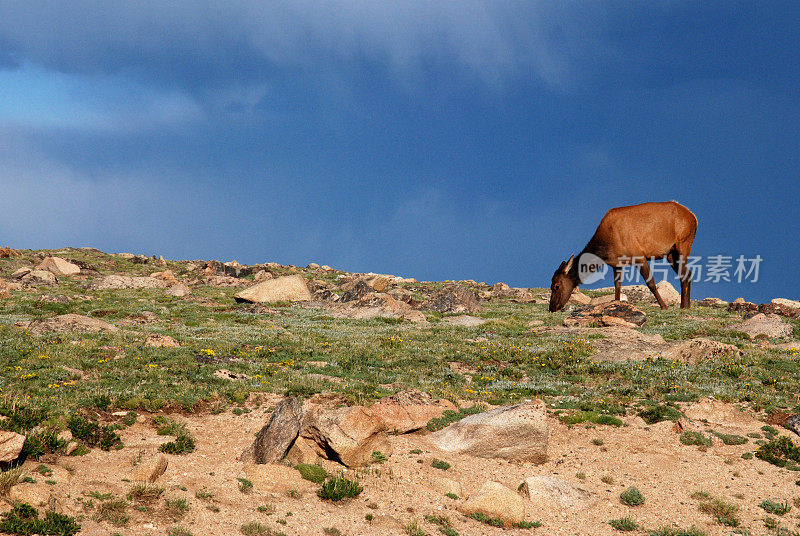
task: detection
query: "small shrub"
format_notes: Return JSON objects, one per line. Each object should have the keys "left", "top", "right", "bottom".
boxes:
{"left": 638, "top": 404, "right": 683, "bottom": 424}
{"left": 756, "top": 437, "right": 800, "bottom": 470}
{"left": 154, "top": 417, "right": 196, "bottom": 455}
{"left": 409, "top": 449, "right": 422, "bottom": 454}
{"left": 741, "top": 452, "right": 753, "bottom": 460}
{"left": 295, "top": 464, "right": 327, "bottom": 484}
{"left": 609, "top": 517, "right": 639, "bottom": 531}
{"left": 317, "top": 477, "right": 363, "bottom": 501}
{"left": 647, "top": 527, "right": 707, "bottom": 536}
{"left": 514, "top": 520, "right": 541, "bottom": 528}
{"left": 431, "top": 459, "right": 451, "bottom": 471}
{"left": 679, "top": 431, "right": 712, "bottom": 446}
{"left": 127, "top": 483, "right": 164, "bottom": 503}
{"left": 167, "top": 527, "right": 193, "bottom": 536}
{"left": 445, "top": 492, "right": 459, "bottom": 500}
{"left": 759, "top": 499, "right": 791, "bottom": 515}
{"left": 95, "top": 497, "right": 129, "bottom": 526}
{"left": 238, "top": 478, "right": 253, "bottom": 494}
{"left": 0, "top": 468, "right": 22, "bottom": 497}
{"left": 404, "top": 519, "right": 425, "bottom": 536}
{"left": 698, "top": 497, "right": 739, "bottom": 526}
{"left": 601, "top": 475, "right": 614, "bottom": 485}
{"left": 323, "top": 528, "right": 341, "bottom": 536}
{"left": 620, "top": 487, "right": 645, "bottom": 506}
{"left": 592, "top": 438, "right": 604, "bottom": 446}
{"left": 240, "top": 522, "right": 284, "bottom": 536}
{"left": 165, "top": 497, "right": 189, "bottom": 519}
{"left": 467, "top": 512, "right": 505, "bottom": 527}
{"left": 560, "top": 411, "right": 623, "bottom": 426}
{"left": 0, "top": 503, "right": 81, "bottom": 536}
{"left": 713, "top": 432, "right": 747, "bottom": 446}
{"left": 371, "top": 451, "right": 387, "bottom": 464}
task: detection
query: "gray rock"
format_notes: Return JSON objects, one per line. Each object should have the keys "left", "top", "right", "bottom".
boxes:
{"left": 432, "top": 401, "right": 548, "bottom": 464}
{"left": 90, "top": 275, "right": 169, "bottom": 290}
{"left": 245, "top": 397, "right": 303, "bottom": 464}
{"left": 564, "top": 301, "right": 646, "bottom": 328}
{"left": 298, "top": 404, "right": 391, "bottom": 467}
{"left": 442, "top": 315, "right": 487, "bottom": 327}
{"left": 458, "top": 481, "right": 527, "bottom": 527}
{"left": 22, "top": 270, "right": 57, "bottom": 286}
{"left": 234, "top": 275, "right": 312, "bottom": 304}
{"left": 0, "top": 430, "right": 25, "bottom": 462}
{"left": 521, "top": 476, "right": 596, "bottom": 510}
{"left": 420, "top": 283, "right": 481, "bottom": 314}
{"left": 24, "top": 314, "right": 119, "bottom": 334}
{"left": 733, "top": 313, "right": 793, "bottom": 339}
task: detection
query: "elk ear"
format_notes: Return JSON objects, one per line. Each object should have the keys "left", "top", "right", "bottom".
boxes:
{"left": 563, "top": 255, "right": 575, "bottom": 272}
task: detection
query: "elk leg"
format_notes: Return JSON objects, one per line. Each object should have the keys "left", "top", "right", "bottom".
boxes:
{"left": 613, "top": 266, "right": 622, "bottom": 301}
{"left": 669, "top": 248, "right": 693, "bottom": 309}
{"left": 638, "top": 258, "right": 668, "bottom": 309}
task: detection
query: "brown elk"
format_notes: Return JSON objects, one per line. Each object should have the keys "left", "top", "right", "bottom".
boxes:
{"left": 549, "top": 201, "right": 697, "bottom": 312}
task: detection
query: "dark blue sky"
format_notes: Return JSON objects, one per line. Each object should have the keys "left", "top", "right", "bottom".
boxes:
{"left": 1, "top": 2, "right": 798, "bottom": 301}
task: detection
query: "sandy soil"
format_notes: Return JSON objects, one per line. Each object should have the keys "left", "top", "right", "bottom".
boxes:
{"left": 3, "top": 398, "right": 798, "bottom": 536}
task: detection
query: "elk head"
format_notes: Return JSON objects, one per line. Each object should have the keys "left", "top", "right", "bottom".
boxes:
{"left": 549, "top": 255, "right": 579, "bottom": 312}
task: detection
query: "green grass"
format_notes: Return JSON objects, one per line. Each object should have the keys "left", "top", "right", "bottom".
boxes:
{"left": 0, "top": 248, "right": 799, "bottom": 459}
{"left": 648, "top": 527, "right": 706, "bottom": 536}
{"left": 756, "top": 437, "right": 800, "bottom": 470}
{"left": 609, "top": 517, "right": 639, "bottom": 531}
{"left": 679, "top": 431, "right": 712, "bottom": 446}
{"left": 426, "top": 406, "right": 484, "bottom": 432}
{"left": 154, "top": 416, "right": 196, "bottom": 454}
{"left": 759, "top": 499, "right": 791, "bottom": 515}
{"left": 697, "top": 496, "right": 739, "bottom": 526}
{"left": 431, "top": 458, "right": 451, "bottom": 470}
{"left": 0, "top": 503, "right": 81, "bottom": 536}
{"left": 620, "top": 487, "right": 645, "bottom": 506}
{"left": 637, "top": 403, "right": 684, "bottom": 424}
{"left": 317, "top": 477, "right": 363, "bottom": 501}
{"left": 294, "top": 463, "right": 327, "bottom": 484}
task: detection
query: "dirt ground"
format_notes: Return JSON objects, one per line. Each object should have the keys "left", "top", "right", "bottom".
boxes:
{"left": 3, "top": 397, "right": 798, "bottom": 536}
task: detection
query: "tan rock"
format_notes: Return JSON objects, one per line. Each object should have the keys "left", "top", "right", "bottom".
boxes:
{"left": 300, "top": 405, "right": 392, "bottom": 467}
{"left": 568, "top": 290, "right": 592, "bottom": 305}
{"left": 285, "top": 436, "right": 321, "bottom": 465}
{"left": 663, "top": 338, "right": 742, "bottom": 363}
{"left": 772, "top": 298, "right": 800, "bottom": 310}
{"left": 22, "top": 270, "right": 57, "bottom": 286}
{"left": 459, "top": 481, "right": 526, "bottom": 527}
{"left": 91, "top": 275, "right": 169, "bottom": 290}
{"left": 733, "top": 313, "right": 792, "bottom": 339}
{"left": 36, "top": 256, "right": 80, "bottom": 276}
{"left": 234, "top": 275, "right": 312, "bottom": 304}
{"left": 25, "top": 314, "right": 119, "bottom": 335}
{"left": 442, "top": 315, "right": 487, "bottom": 327}
{"left": 432, "top": 401, "right": 548, "bottom": 464}
{"left": 150, "top": 269, "right": 176, "bottom": 282}
{"left": 521, "top": 476, "right": 595, "bottom": 510}
{"left": 144, "top": 334, "right": 180, "bottom": 348}
{"left": 166, "top": 283, "right": 190, "bottom": 297}
{"left": 564, "top": 302, "right": 646, "bottom": 328}
{"left": 428, "top": 476, "right": 463, "bottom": 498}
{"left": 253, "top": 270, "right": 273, "bottom": 283}
{"left": 371, "top": 389, "right": 457, "bottom": 433}
{"left": 682, "top": 398, "right": 758, "bottom": 427}
{"left": 0, "top": 430, "right": 25, "bottom": 462}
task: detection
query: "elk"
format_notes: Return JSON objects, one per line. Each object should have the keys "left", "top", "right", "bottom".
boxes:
{"left": 549, "top": 201, "right": 697, "bottom": 312}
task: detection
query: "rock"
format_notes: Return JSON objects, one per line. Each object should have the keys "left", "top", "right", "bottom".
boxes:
{"left": 8, "top": 485, "right": 51, "bottom": 507}
{"left": 492, "top": 282, "right": 512, "bottom": 296}
{"left": 521, "top": 476, "right": 595, "bottom": 510}
{"left": 339, "top": 280, "right": 372, "bottom": 302}
{"left": 594, "top": 281, "right": 680, "bottom": 305}
{"left": 458, "top": 481, "right": 526, "bottom": 527}
{"left": 568, "top": 290, "right": 592, "bottom": 305}
{"left": 772, "top": 298, "right": 800, "bottom": 310}
{"left": 166, "top": 283, "right": 190, "bottom": 297}
{"left": 432, "top": 401, "right": 548, "bottom": 464}
{"left": 785, "top": 415, "right": 800, "bottom": 437}
{"left": 682, "top": 397, "right": 758, "bottom": 426}
{"left": 307, "top": 262, "right": 321, "bottom": 270}
{"left": 150, "top": 269, "right": 176, "bottom": 282}
{"left": 442, "top": 315, "right": 487, "bottom": 328}
{"left": 131, "top": 453, "right": 169, "bottom": 483}
{"left": 420, "top": 283, "right": 481, "bottom": 314}
{"left": 335, "top": 293, "right": 426, "bottom": 323}
{"left": 363, "top": 275, "right": 391, "bottom": 292}
{"left": 298, "top": 405, "right": 391, "bottom": 467}
{"left": 234, "top": 275, "right": 312, "bottom": 304}
{"left": 0, "top": 430, "right": 25, "bottom": 462}
{"left": 428, "top": 476, "right": 463, "bottom": 497}
{"left": 733, "top": 297, "right": 747, "bottom": 304}
{"left": 284, "top": 436, "right": 321, "bottom": 465}
{"left": 24, "top": 314, "right": 119, "bottom": 334}
{"left": 590, "top": 293, "right": 628, "bottom": 305}
{"left": 699, "top": 297, "right": 729, "bottom": 308}
{"left": 253, "top": 270, "right": 273, "bottom": 283}
{"left": 733, "top": 313, "right": 793, "bottom": 339}
{"left": 663, "top": 338, "right": 742, "bottom": 363}
{"left": 564, "top": 302, "right": 646, "bottom": 328}
{"left": 90, "top": 275, "right": 169, "bottom": 290}
{"left": 144, "top": 334, "right": 180, "bottom": 348}
{"left": 243, "top": 463, "right": 315, "bottom": 495}
{"left": 244, "top": 398, "right": 303, "bottom": 464}
{"left": 371, "top": 389, "right": 457, "bottom": 434}
{"left": 728, "top": 301, "right": 800, "bottom": 319}
{"left": 22, "top": 270, "right": 57, "bottom": 286}
{"left": 147, "top": 455, "right": 168, "bottom": 483}
{"left": 36, "top": 256, "right": 81, "bottom": 276}
{"left": 0, "top": 246, "right": 13, "bottom": 258}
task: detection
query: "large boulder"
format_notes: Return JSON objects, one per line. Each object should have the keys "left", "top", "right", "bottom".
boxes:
{"left": 458, "top": 481, "right": 526, "bottom": 527}
{"left": 144, "top": 333, "right": 180, "bottom": 348}
{"left": 234, "top": 275, "right": 312, "bottom": 304}
{"left": 0, "top": 430, "right": 25, "bottom": 462}
{"left": 243, "top": 398, "right": 303, "bottom": 464}
{"left": 521, "top": 476, "right": 595, "bottom": 510}
{"left": 772, "top": 298, "right": 800, "bottom": 310}
{"left": 432, "top": 401, "right": 548, "bottom": 464}
{"left": 420, "top": 283, "right": 481, "bottom": 314}
{"left": 90, "top": 275, "right": 169, "bottom": 290}
{"left": 243, "top": 463, "right": 315, "bottom": 495}
{"left": 36, "top": 256, "right": 81, "bottom": 276}
{"left": 371, "top": 389, "right": 457, "bottom": 434}
{"left": 564, "top": 301, "right": 646, "bottom": 328}
{"left": 21, "top": 270, "right": 57, "bottom": 287}
{"left": 733, "top": 313, "right": 793, "bottom": 339}
{"left": 24, "top": 314, "right": 119, "bottom": 335}
{"left": 663, "top": 338, "right": 742, "bottom": 363}
{"left": 295, "top": 405, "right": 391, "bottom": 467}
{"left": 337, "top": 293, "right": 426, "bottom": 323}
{"left": 593, "top": 280, "right": 680, "bottom": 306}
